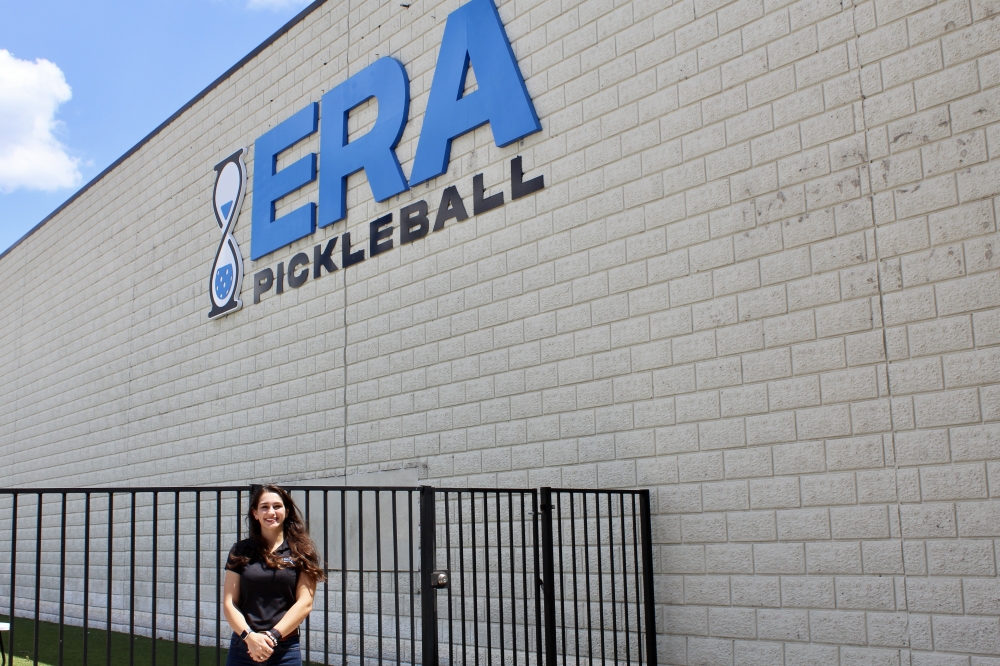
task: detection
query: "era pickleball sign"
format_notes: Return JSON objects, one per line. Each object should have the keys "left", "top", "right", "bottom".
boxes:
{"left": 207, "top": 0, "right": 543, "bottom": 318}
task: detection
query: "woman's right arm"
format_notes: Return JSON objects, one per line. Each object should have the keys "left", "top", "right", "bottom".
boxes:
{"left": 224, "top": 570, "right": 274, "bottom": 662}
{"left": 223, "top": 570, "right": 250, "bottom": 635}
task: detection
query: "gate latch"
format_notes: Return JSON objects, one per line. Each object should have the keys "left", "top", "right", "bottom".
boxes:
{"left": 431, "top": 570, "right": 450, "bottom": 589}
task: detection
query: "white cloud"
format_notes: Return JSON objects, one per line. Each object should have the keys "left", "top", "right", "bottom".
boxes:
{"left": 246, "top": 0, "right": 311, "bottom": 10}
{"left": 0, "top": 49, "right": 81, "bottom": 193}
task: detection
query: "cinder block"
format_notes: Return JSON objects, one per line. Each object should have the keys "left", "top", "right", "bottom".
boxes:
{"left": 809, "top": 610, "right": 868, "bottom": 645}
{"left": 927, "top": 539, "right": 996, "bottom": 575}
{"left": 964, "top": 578, "right": 1000, "bottom": 616}
{"left": 920, "top": 463, "right": 988, "bottom": 501}
{"left": 932, "top": 616, "right": 1000, "bottom": 655}
{"left": 757, "top": 608, "right": 810, "bottom": 642}
{"left": 862, "top": 541, "right": 905, "bottom": 574}
{"left": 807, "top": 541, "right": 863, "bottom": 574}
{"left": 831, "top": 505, "right": 890, "bottom": 539}
{"left": 900, "top": 503, "right": 958, "bottom": 538}
{"left": 708, "top": 607, "right": 756, "bottom": 638}
{"left": 749, "top": 476, "right": 800, "bottom": 509}
{"left": 706, "top": 543, "right": 755, "bottom": 574}
{"left": 727, "top": 510, "right": 777, "bottom": 541}
{"left": 732, "top": 575, "right": 781, "bottom": 607}
{"left": 781, "top": 575, "right": 835, "bottom": 608}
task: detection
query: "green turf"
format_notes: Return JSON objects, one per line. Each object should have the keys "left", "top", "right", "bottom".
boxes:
{"left": 0, "top": 615, "right": 230, "bottom": 666}
{"left": 0, "top": 616, "right": 328, "bottom": 666}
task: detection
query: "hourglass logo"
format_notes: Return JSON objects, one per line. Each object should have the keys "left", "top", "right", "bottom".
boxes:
{"left": 208, "top": 149, "right": 247, "bottom": 319}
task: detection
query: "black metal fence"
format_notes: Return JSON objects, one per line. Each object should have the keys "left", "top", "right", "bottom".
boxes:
{"left": 0, "top": 485, "right": 656, "bottom": 666}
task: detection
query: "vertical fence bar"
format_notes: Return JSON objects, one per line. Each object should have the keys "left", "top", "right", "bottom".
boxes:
{"left": 606, "top": 494, "right": 618, "bottom": 664}
{"left": 152, "top": 492, "right": 158, "bottom": 666}
{"left": 33, "top": 493, "right": 41, "bottom": 666}
{"left": 322, "top": 490, "right": 328, "bottom": 666}
{"left": 484, "top": 493, "right": 492, "bottom": 663}
{"left": 582, "top": 494, "right": 593, "bottom": 666}
{"left": 173, "top": 491, "right": 180, "bottom": 666}
{"left": 495, "top": 492, "right": 503, "bottom": 666}
{"left": 530, "top": 492, "right": 542, "bottom": 666}
{"left": 8, "top": 494, "right": 16, "bottom": 666}
{"left": 618, "top": 494, "right": 631, "bottom": 666}
{"left": 410, "top": 490, "right": 416, "bottom": 666}
{"left": 638, "top": 491, "right": 656, "bottom": 666}
{"left": 443, "top": 491, "right": 453, "bottom": 666}
{"left": 358, "top": 490, "right": 365, "bottom": 666}
{"left": 303, "top": 492, "right": 310, "bottom": 665}
{"left": 567, "top": 495, "right": 579, "bottom": 664}
{"left": 594, "top": 494, "right": 605, "bottom": 666}
{"left": 130, "top": 493, "right": 136, "bottom": 666}
{"left": 83, "top": 494, "right": 91, "bottom": 666}
{"left": 392, "top": 491, "right": 401, "bottom": 666}
{"left": 629, "top": 495, "right": 641, "bottom": 664}
{"left": 59, "top": 494, "right": 67, "bottom": 666}
{"left": 457, "top": 492, "right": 466, "bottom": 666}
{"left": 419, "top": 486, "right": 437, "bottom": 666}
{"left": 471, "top": 494, "right": 479, "bottom": 666}
{"left": 106, "top": 493, "right": 113, "bottom": 666}
{"left": 555, "top": 492, "right": 566, "bottom": 666}
{"left": 195, "top": 492, "right": 201, "bottom": 666}
{"left": 375, "top": 492, "right": 382, "bottom": 666}
{"left": 538, "top": 489, "right": 556, "bottom": 666}
{"left": 340, "top": 490, "right": 347, "bottom": 666}
{"left": 506, "top": 492, "right": 516, "bottom": 666}
{"left": 215, "top": 492, "right": 222, "bottom": 666}
{"left": 518, "top": 490, "right": 542, "bottom": 666}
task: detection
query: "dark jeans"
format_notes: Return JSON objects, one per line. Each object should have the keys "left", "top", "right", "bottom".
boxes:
{"left": 226, "top": 633, "right": 301, "bottom": 666}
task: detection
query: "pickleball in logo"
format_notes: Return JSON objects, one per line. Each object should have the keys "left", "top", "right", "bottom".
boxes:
{"left": 208, "top": 149, "right": 247, "bottom": 319}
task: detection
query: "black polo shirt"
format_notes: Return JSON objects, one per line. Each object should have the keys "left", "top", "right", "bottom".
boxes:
{"left": 225, "top": 539, "right": 299, "bottom": 632}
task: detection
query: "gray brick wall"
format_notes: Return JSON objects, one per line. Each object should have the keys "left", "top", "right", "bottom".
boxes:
{"left": 3, "top": 0, "right": 1000, "bottom": 661}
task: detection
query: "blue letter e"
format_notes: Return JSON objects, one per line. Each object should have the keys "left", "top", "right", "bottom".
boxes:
{"left": 409, "top": 0, "right": 542, "bottom": 186}
{"left": 318, "top": 57, "right": 410, "bottom": 228}
{"left": 251, "top": 103, "right": 318, "bottom": 260}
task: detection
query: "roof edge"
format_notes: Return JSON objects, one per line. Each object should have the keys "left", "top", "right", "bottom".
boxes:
{"left": 0, "top": 0, "right": 330, "bottom": 264}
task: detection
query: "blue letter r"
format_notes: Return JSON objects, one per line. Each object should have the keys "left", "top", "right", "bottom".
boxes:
{"left": 318, "top": 57, "right": 410, "bottom": 228}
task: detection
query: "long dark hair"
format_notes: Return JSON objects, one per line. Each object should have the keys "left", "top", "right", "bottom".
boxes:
{"left": 228, "top": 484, "right": 326, "bottom": 582}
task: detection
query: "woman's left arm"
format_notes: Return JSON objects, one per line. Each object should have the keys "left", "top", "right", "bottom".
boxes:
{"left": 271, "top": 573, "right": 316, "bottom": 640}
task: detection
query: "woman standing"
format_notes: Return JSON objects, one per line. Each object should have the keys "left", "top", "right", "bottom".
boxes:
{"left": 223, "top": 484, "right": 325, "bottom": 665}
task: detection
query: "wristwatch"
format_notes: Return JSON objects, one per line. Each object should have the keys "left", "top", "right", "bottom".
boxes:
{"left": 239, "top": 629, "right": 252, "bottom": 643}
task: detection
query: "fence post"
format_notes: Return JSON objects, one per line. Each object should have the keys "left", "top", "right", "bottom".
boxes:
{"left": 8, "top": 493, "right": 16, "bottom": 666}
{"left": 638, "top": 490, "right": 658, "bottom": 666}
{"left": 419, "top": 486, "right": 438, "bottom": 666}
{"left": 538, "top": 488, "right": 557, "bottom": 666}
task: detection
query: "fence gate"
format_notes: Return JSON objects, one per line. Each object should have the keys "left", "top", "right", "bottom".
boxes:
{"left": 426, "top": 488, "right": 544, "bottom": 666}
{"left": 425, "top": 488, "right": 657, "bottom": 666}
{"left": 0, "top": 485, "right": 656, "bottom": 666}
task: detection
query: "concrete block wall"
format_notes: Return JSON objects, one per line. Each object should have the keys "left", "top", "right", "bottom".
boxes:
{"left": 2, "top": 0, "right": 1000, "bottom": 661}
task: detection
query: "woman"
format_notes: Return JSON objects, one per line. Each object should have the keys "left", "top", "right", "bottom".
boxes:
{"left": 223, "top": 484, "right": 325, "bottom": 665}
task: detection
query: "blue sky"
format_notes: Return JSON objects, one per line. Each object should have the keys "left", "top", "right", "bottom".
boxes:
{"left": 0, "top": 0, "right": 314, "bottom": 254}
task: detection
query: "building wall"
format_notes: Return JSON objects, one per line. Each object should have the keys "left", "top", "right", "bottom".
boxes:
{"left": 3, "top": 0, "right": 1000, "bottom": 661}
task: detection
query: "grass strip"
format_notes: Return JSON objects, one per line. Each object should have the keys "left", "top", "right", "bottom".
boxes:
{"left": 0, "top": 616, "right": 327, "bottom": 666}
{"left": 0, "top": 614, "right": 229, "bottom": 666}
{"left": 0, "top": 616, "right": 229, "bottom": 666}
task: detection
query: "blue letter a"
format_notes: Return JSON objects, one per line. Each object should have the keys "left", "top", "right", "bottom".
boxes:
{"left": 409, "top": 0, "right": 541, "bottom": 186}
{"left": 319, "top": 57, "right": 410, "bottom": 228}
